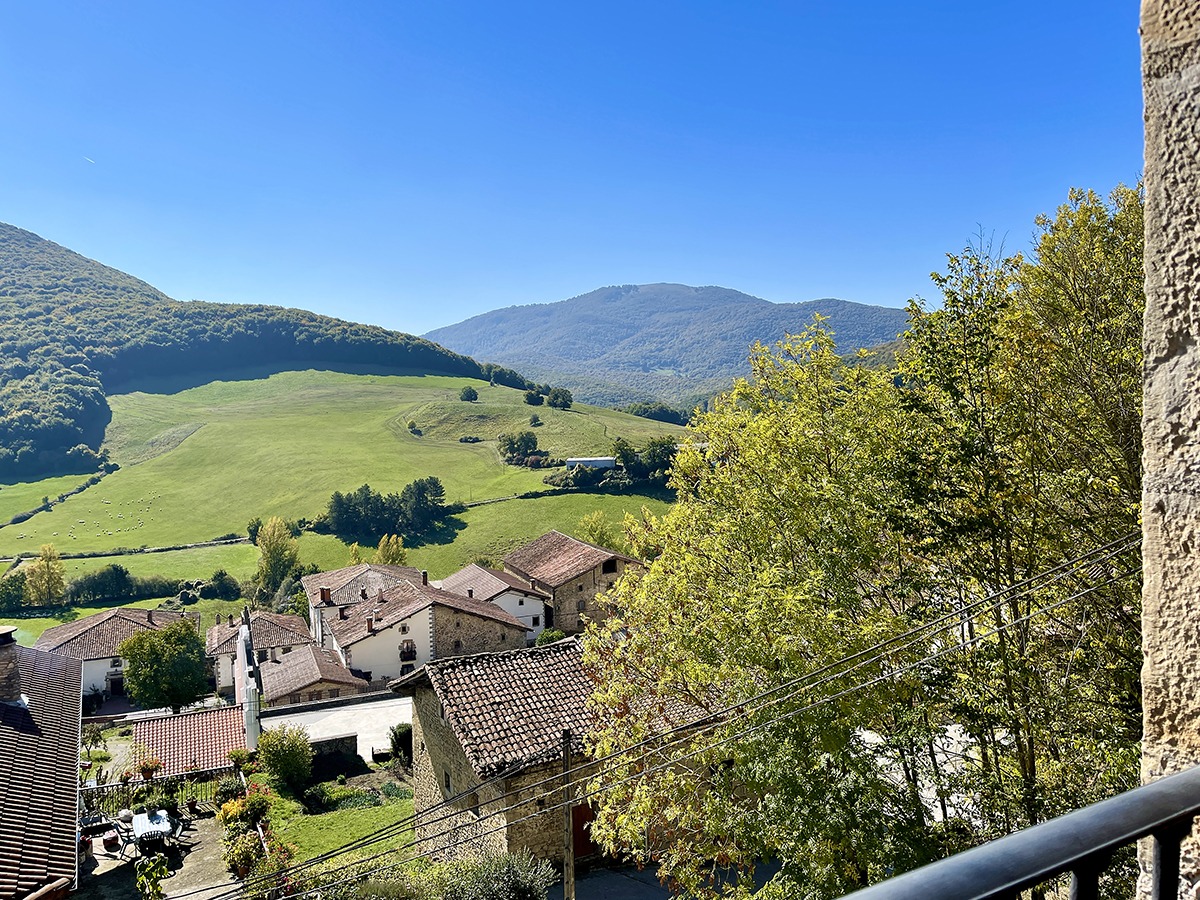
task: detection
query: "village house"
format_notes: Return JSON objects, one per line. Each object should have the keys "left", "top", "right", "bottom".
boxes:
{"left": 301, "top": 562, "right": 425, "bottom": 648}
{"left": 206, "top": 610, "right": 313, "bottom": 693}
{"left": 258, "top": 643, "right": 368, "bottom": 707}
{"left": 324, "top": 573, "right": 527, "bottom": 682}
{"left": 33, "top": 607, "right": 199, "bottom": 698}
{"left": 391, "top": 638, "right": 597, "bottom": 864}
{"left": 503, "top": 531, "right": 640, "bottom": 633}
{"left": 438, "top": 564, "right": 552, "bottom": 644}
{"left": 0, "top": 626, "right": 82, "bottom": 900}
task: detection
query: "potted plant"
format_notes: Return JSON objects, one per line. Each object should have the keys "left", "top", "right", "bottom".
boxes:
{"left": 223, "top": 831, "right": 261, "bottom": 877}
{"left": 138, "top": 756, "right": 162, "bottom": 781}
{"left": 186, "top": 790, "right": 199, "bottom": 815}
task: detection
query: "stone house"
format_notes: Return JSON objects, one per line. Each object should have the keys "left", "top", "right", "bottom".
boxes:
{"left": 438, "top": 564, "right": 552, "bottom": 644}
{"left": 258, "top": 643, "right": 368, "bottom": 707}
{"left": 207, "top": 610, "right": 313, "bottom": 693}
{"left": 0, "top": 626, "right": 82, "bottom": 900}
{"left": 503, "top": 531, "right": 640, "bottom": 634}
{"left": 33, "top": 607, "right": 199, "bottom": 698}
{"left": 391, "top": 638, "right": 597, "bottom": 864}
{"left": 301, "top": 562, "right": 425, "bottom": 649}
{"left": 325, "top": 574, "right": 527, "bottom": 682}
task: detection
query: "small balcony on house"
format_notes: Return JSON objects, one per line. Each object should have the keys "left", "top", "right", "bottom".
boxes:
{"left": 838, "top": 766, "right": 1200, "bottom": 900}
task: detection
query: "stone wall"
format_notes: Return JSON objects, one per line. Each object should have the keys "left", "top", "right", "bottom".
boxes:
{"left": 551, "top": 560, "right": 633, "bottom": 634}
{"left": 1141, "top": 0, "right": 1200, "bottom": 787}
{"left": 429, "top": 604, "right": 526, "bottom": 659}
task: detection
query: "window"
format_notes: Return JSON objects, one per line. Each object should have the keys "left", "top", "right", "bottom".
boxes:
{"left": 444, "top": 771, "right": 452, "bottom": 793}
{"left": 518, "top": 598, "right": 524, "bottom": 606}
{"left": 110, "top": 657, "right": 122, "bottom": 668}
{"left": 577, "top": 584, "right": 584, "bottom": 592}
{"left": 419, "top": 740, "right": 425, "bottom": 753}
{"left": 500, "top": 633, "right": 507, "bottom": 643}
{"left": 309, "top": 691, "right": 321, "bottom": 702}
{"left": 401, "top": 663, "right": 414, "bottom": 675}
{"left": 602, "top": 560, "right": 618, "bottom": 574}
{"left": 400, "top": 623, "right": 409, "bottom": 634}
{"left": 532, "top": 615, "right": 540, "bottom": 627}
{"left": 453, "top": 639, "right": 462, "bottom": 651}
{"left": 282, "top": 646, "right": 292, "bottom": 654}
{"left": 455, "top": 619, "right": 461, "bottom": 628}
{"left": 577, "top": 599, "right": 586, "bottom": 612}
{"left": 257, "top": 650, "right": 268, "bottom": 664}
{"left": 289, "top": 693, "right": 300, "bottom": 705}
{"left": 329, "top": 689, "right": 339, "bottom": 699}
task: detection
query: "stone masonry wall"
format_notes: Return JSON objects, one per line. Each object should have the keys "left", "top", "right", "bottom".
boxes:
{"left": 410, "top": 686, "right": 507, "bottom": 859}
{"left": 1141, "top": 0, "right": 1200, "bottom": 787}
{"left": 429, "top": 605, "right": 526, "bottom": 659}
{"left": 551, "top": 560, "right": 632, "bottom": 634}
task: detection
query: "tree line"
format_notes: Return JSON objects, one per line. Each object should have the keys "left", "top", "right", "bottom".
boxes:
{"left": 583, "top": 186, "right": 1145, "bottom": 898}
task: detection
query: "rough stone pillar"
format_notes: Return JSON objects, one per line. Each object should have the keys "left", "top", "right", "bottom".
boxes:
{"left": 1141, "top": 0, "right": 1200, "bottom": 789}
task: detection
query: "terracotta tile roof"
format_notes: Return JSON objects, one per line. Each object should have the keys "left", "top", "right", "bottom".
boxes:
{"left": 440, "top": 564, "right": 549, "bottom": 603}
{"left": 34, "top": 607, "right": 197, "bottom": 661}
{"left": 133, "top": 706, "right": 245, "bottom": 777}
{"left": 259, "top": 645, "right": 367, "bottom": 702}
{"left": 503, "top": 530, "right": 639, "bottom": 589}
{"left": 207, "top": 611, "right": 312, "bottom": 656}
{"left": 0, "top": 643, "right": 82, "bottom": 899}
{"left": 392, "top": 639, "right": 592, "bottom": 779}
{"left": 301, "top": 563, "right": 425, "bottom": 608}
{"left": 330, "top": 579, "right": 525, "bottom": 647}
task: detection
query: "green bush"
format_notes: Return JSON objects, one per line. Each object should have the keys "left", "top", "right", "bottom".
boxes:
{"left": 535, "top": 629, "right": 567, "bottom": 646}
{"left": 380, "top": 781, "right": 413, "bottom": 800}
{"left": 215, "top": 776, "right": 245, "bottom": 805}
{"left": 459, "top": 386, "right": 478, "bottom": 402}
{"left": 443, "top": 853, "right": 556, "bottom": 900}
{"left": 389, "top": 723, "right": 412, "bottom": 766}
{"left": 257, "top": 724, "right": 313, "bottom": 789}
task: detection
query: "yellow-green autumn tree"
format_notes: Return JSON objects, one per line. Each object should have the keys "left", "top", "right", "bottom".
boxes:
{"left": 23, "top": 543, "right": 65, "bottom": 605}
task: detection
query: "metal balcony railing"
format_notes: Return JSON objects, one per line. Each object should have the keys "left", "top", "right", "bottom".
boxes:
{"left": 839, "top": 766, "right": 1200, "bottom": 900}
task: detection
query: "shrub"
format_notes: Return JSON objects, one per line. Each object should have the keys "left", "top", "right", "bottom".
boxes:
{"left": 546, "top": 387, "right": 573, "bottom": 409}
{"left": 223, "top": 830, "right": 262, "bottom": 874}
{"left": 215, "top": 776, "right": 245, "bottom": 805}
{"left": 442, "top": 853, "right": 556, "bottom": 900}
{"left": 380, "top": 781, "right": 413, "bottom": 800}
{"left": 228, "top": 747, "right": 253, "bottom": 773}
{"left": 458, "top": 435, "right": 481, "bottom": 443}
{"left": 459, "top": 386, "right": 478, "bottom": 402}
{"left": 257, "top": 724, "right": 313, "bottom": 789}
{"left": 388, "top": 723, "right": 412, "bottom": 766}
{"left": 528, "top": 414, "right": 541, "bottom": 427}
{"left": 523, "top": 390, "right": 543, "bottom": 406}
{"left": 535, "top": 629, "right": 567, "bottom": 646}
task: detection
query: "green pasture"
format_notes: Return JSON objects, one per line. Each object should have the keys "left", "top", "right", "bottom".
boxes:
{"left": 0, "top": 370, "right": 680, "bottom": 561}
{"left": 52, "top": 543, "right": 260, "bottom": 582}
{"left": 0, "top": 473, "right": 95, "bottom": 523}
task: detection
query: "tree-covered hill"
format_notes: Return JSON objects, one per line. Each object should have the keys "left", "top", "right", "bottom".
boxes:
{"left": 424, "top": 283, "right": 910, "bottom": 406}
{"left": 0, "top": 222, "right": 527, "bottom": 479}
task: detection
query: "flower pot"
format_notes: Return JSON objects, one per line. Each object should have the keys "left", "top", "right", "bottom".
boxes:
{"left": 186, "top": 799, "right": 199, "bottom": 814}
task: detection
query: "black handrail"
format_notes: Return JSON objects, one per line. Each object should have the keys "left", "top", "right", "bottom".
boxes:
{"left": 840, "top": 766, "right": 1200, "bottom": 900}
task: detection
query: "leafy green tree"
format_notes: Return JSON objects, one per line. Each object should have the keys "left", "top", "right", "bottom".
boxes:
{"left": 118, "top": 619, "right": 208, "bottom": 713}
{"left": 257, "top": 723, "right": 313, "bottom": 789}
{"left": 348, "top": 542, "right": 362, "bottom": 565}
{"left": 82, "top": 722, "right": 107, "bottom": 759}
{"left": 375, "top": 534, "right": 407, "bottom": 565}
{"left": 459, "top": 385, "right": 478, "bottom": 402}
{"left": 246, "top": 517, "right": 263, "bottom": 544}
{"left": 254, "top": 516, "right": 299, "bottom": 594}
{"left": 497, "top": 431, "right": 538, "bottom": 460}
{"left": 534, "top": 628, "right": 566, "bottom": 646}
{"left": 23, "top": 543, "right": 65, "bottom": 606}
{"left": 546, "top": 386, "right": 573, "bottom": 409}
{"left": 523, "top": 390, "right": 544, "bottom": 406}
{"left": 0, "top": 571, "right": 26, "bottom": 612}
{"left": 574, "top": 511, "right": 626, "bottom": 554}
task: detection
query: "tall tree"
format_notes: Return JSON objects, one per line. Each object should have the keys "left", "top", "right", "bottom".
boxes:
{"left": 23, "top": 543, "right": 65, "bottom": 605}
{"left": 118, "top": 619, "right": 208, "bottom": 713}
{"left": 375, "top": 534, "right": 407, "bottom": 565}
{"left": 255, "top": 516, "right": 299, "bottom": 594}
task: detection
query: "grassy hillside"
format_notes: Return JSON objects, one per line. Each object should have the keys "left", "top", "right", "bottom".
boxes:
{"left": 425, "top": 283, "right": 910, "bottom": 405}
{"left": 0, "top": 370, "right": 681, "bottom": 578}
{"left": 0, "top": 222, "right": 538, "bottom": 479}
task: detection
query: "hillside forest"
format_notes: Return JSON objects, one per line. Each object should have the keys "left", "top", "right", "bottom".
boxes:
{"left": 583, "top": 186, "right": 1144, "bottom": 899}
{"left": 0, "top": 223, "right": 535, "bottom": 479}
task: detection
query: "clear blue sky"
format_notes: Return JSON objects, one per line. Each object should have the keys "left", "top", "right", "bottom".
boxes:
{"left": 0, "top": 1, "right": 1142, "bottom": 335}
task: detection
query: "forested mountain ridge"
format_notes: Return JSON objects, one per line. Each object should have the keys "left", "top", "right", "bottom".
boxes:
{"left": 0, "top": 223, "right": 527, "bottom": 479}
{"left": 424, "top": 283, "right": 909, "bottom": 406}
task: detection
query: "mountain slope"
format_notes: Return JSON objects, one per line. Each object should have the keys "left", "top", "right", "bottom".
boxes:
{"left": 425, "top": 283, "right": 909, "bottom": 406}
{"left": 0, "top": 223, "right": 529, "bottom": 479}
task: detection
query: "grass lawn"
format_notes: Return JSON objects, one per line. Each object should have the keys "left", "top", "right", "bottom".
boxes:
{"left": 53, "top": 543, "right": 260, "bottom": 582}
{"left": 0, "top": 472, "right": 96, "bottom": 523}
{"left": 0, "top": 371, "right": 681, "bottom": 563}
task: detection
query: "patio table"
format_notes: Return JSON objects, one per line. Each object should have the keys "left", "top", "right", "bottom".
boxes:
{"left": 132, "top": 809, "right": 172, "bottom": 853}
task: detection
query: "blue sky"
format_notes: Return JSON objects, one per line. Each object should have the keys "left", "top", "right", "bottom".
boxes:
{"left": 0, "top": 2, "right": 1142, "bottom": 335}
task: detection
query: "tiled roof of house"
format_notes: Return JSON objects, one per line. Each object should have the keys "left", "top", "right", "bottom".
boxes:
{"left": 440, "top": 564, "right": 549, "bottom": 603}
{"left": 133, "top": 706, "right": 246, "bottom": 777}
{"left": 503, "top": 530, "right": 639, "bottom": 589}
{"left": 0, "top": 640, "right": 82, "bottom": 899}
{"left": 34, "top": 607, "right": 197, "bottom": 661}
{"left": 259, "top": 644, "right": 367, "bottom": 702}
{"left": 206, "top": 611, "right": 312, "bottom": 656}
{"left": 330, "top": 579, "right": 525, "bottom": 648}
{"left": 301, "top": 563, "right": 424, "bottom": 607}
{"left": 392, "top": 639, "right": 592, "bottom": 779}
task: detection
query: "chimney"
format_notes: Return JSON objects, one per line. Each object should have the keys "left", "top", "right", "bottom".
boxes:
{"left": 147, "top": 610, "right": 154, "bottom": 625}
{"left": 366, "top": 616, "right": 375, "bottom": 634}
{"left": 360, "top": 588, "right": 368, "bottom": 599}
{"left": 0, "top": 627, "right": 21, "bottom": 703}
{"left": 421, "top": 570, "right": 428, "bottom": 585}
{"left": 377, "top": 588, "right": 385, "bottom": 602}
{"left": 467, "top": 589, "right": 473, "bottom": 599}
{"left": 320, "top": 586, "right": 331, "bottom": 604}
